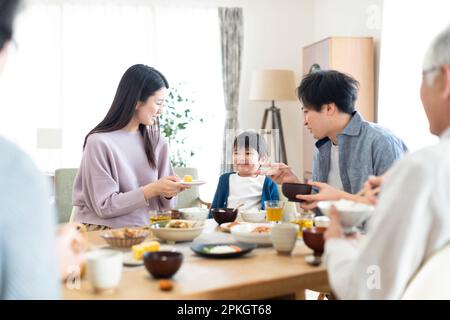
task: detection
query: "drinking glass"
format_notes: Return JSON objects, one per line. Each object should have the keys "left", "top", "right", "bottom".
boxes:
{"left": 265, "top": 200, "right": 285, "bottom": 223}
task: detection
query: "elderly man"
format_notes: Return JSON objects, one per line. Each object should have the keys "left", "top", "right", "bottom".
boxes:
{"left": 324, "top": 25, "right": 450, "bottom": 299}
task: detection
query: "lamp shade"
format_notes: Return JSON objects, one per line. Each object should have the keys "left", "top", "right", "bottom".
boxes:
{"left": 249, "top": 69, "right": 297, "bottom": 101}
{"left": 36, "top": 128, "right": 62, "bottom": 149}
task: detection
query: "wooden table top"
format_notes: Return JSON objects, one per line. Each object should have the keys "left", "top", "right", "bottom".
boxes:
{"left": 63, "top": 220, "right": 329, "bottom": 300}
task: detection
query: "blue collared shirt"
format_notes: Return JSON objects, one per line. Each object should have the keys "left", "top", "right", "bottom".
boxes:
{"left": 313, "top": 111, "right": 408, "bottom": 194}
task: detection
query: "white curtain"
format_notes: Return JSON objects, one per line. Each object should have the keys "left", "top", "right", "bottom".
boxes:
{"left": 378, "top": 0, "right": 450, "bottom": 151}
{"left": 0, "top": 1, "right": 224, "bottom": 200}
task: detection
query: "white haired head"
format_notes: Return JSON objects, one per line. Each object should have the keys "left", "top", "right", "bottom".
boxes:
{"left": 423, "top": 24, "right": 450, "bottom": 85}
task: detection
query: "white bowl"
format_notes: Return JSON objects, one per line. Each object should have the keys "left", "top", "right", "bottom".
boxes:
{"left": 240, "top": 210, "right": 266, "bottom": 223}
{"left": 314, "top": 216, "right": 331, "bottom": 228}
{"left": 317, "top": 200, "right": 374, "bottom": 232}
{"left": 179, "top": 207, "right": 209, "bottom": 221}
{"left": 230, "top": 223, "right": 273, "bottom": 245}
{"left": 149, "top": 219, "right": 204, "bottom": 243}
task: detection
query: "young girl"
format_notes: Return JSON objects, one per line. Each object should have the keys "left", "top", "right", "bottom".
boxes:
{"left": 72, "top": 64, "right": 188, "bottom": 230}
{"left": 210, "top": 131, "right": 279, "bottom": 216}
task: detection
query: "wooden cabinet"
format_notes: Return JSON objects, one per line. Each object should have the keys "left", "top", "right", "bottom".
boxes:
{"left": 301, "top": 37, "right": 374, "bottom": 181}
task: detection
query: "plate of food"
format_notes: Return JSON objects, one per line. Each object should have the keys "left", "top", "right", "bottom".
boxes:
{"left": 220, "top": 221, "right": 247, "bottom": 233}
{"left": 178, "top": 175, "right": 206, "bottom": 186}
{"left": 230, "top": 223, "right": 273, "bottom": 245}
{"left": 190, "top": 243, "right": 256, "bottom": 259}
{"left": 150, "top": 219, "right": 204, "bottom": 243}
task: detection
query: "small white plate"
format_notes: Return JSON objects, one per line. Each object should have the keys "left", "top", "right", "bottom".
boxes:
{"left": 122, "top": 252, "right": 144, "bottom": 266}
{"left": 178, "top": 180, "right": 206, "bottom": 186}
{"left": 220, "top": 221, "right": 249, "bottom": 233}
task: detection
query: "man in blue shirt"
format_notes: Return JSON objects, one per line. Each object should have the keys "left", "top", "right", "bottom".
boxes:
{"left": 265, "top": 70, "right": 408, "bottom": 209}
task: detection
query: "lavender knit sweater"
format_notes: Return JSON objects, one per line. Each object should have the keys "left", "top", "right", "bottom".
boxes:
{"left": 72, "top": 129, "right": 176, "bottom": 228}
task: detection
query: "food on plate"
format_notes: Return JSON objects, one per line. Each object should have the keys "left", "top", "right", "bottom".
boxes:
{"left": 159, "top": 279, "right": 174, "bottom": 291}
{"left": 251, "top": 226, "right": 271, "bottom": 234}
{"left": 203, "top": 245, "right": 242, "bottom": 254}
{"left": 163, "top": 219, "right": 203, "bottom": 229}
{"left": 131, "top": 241, "right": 160, "bottom": 260}
{"left": 165, "top": 220, "right": 190, "bottom": 229}
{"left": 110, "top": 228, "right": 141, "bottom": 238}
{"left": 183, "top": 175, "right": 193, "bottom": 182}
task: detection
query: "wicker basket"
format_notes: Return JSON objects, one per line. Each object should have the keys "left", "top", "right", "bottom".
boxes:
{"left": 100, "top": 229, "right": 150, "bottom": 248}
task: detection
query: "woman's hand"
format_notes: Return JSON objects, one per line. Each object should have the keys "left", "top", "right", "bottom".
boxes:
{"left": 260, "top": 162, "right": 300, "bottom": 184}
{"left": 143, "top": 176, "right": 189, "bottom": 200}
{"left": 296, "top": 181, "right": 346, "bottom": 210}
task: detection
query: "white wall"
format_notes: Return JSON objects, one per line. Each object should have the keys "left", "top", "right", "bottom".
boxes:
{"left": 238, "top": 0, "right": 383, "bottom": 176}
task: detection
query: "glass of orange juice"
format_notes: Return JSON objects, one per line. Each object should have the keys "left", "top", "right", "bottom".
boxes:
{"left": 290, "top": 211, "right": 314, "bottom": 237}
{"left": 265, "top": 200, "right": 285, "bottom": 223}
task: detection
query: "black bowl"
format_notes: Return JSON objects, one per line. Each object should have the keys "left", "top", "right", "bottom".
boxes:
{"left": 211, "top": 208, "right": 238, "bottom": 225}
{"left": 143, "top": 251, "right": 183, "bottom": 279}
{"left": 281, "top": 183, "right": 312, "bottom": 202}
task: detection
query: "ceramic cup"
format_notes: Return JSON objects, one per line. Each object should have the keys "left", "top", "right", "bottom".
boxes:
{"left": 86, "top": 249, "right": 123, "bottom": 294}
{"left": 314, "top": 216, "right": 331, "bottom": 228}
{"left": 270, "top": 223, "right": 299, "bottom": 255}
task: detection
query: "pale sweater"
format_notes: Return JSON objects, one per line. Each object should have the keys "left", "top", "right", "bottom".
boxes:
{"left": 72, "top": 130, "right": 176, "bottom": 228}
{"left": 0, "top": 137, "right": 60, "bottom": 299}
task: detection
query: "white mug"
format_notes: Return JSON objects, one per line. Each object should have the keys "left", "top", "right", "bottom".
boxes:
{"left": 270, "top": 223, "right": 299, "bottom": 255}
{"left": 86, "top": 249, "right": 123, "bottom": 294}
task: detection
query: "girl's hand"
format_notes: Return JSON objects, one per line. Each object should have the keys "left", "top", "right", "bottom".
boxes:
{"left": 57, "top": 223, "right": 87, "bottom": 281}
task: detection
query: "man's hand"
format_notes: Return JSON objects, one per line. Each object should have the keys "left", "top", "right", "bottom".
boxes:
{"left": 259, "top": 162, "right": 300, "bottom": 184}
{"left": 296, "top": 181, "right": 346, "bottom": 210}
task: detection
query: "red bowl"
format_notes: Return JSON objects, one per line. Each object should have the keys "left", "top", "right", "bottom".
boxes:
{"left": 211, "top": 208, "right": 238, "bottom": 225}
{"left": 302, "top": 227, "right": 327, "bottom": 257}
{"left": 282, "top": 183, "right": 312, "bottom": 202}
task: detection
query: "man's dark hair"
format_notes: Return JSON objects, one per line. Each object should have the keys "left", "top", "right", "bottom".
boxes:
{"left": 0, "top": 0, "right": 20, "bottom": 50}
{"left": 297, "top": 70, "right": 359, "bottom": 114}
{"left": 233, "top": 131, "right": 268, "bottom": 159}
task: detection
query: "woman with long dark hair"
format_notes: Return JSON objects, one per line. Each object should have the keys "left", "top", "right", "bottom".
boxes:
{"left": 72, "top": 64, "right": 187, "bottom": 229}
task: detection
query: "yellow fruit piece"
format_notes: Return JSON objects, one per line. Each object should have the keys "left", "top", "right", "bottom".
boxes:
{"left": 183, "top": 175, "right": 193, "bottom": 182}
{"left": 132, "top": 241, "right": 160, "bottom": 260}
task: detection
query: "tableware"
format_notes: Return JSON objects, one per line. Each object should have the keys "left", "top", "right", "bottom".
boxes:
{"left": 317, "top": 199, "right": 374, "bottom": 233}
{"left": 264, "top": 200, "right": 285, "bottom": 223}
{"left": 190, "top": 243, "right": 256, "bottom": 259}
{"left": 177, "top": 180, "right": 206, "bottom": 186}
{"left": 230, "top": 223, "right": 273, "bottom": 245}
{"left": 149, "top": 209, "right": 172, "bottom": 224}
{"left": 100, "top": 228, "right": 149, "bottom": 248}
{"left": 219, "top": 221, "right": 247, "bottom": 233}
{"left": 290, "top": 211, "right": 314, "bottom": 237}
{"left": 270, "top": 223, "right": 299, "bottom": 255}
{"left": 86, "top": 249, "right": 123, "bottom": 294}
{"left": 240, "top": 209, "right": 266, "bottom": 223}
{"left": 211, "top": 208, "right": 238, "bottom": 225}
{"left": 179, "top": 207, "right": 209, "bottom": 221}
{"left": 143, "top": 251, "right": 183, "bottom": 279}
{"left": 314, "top": 216, "right": 331, "bottom": 228}
{"left": 149, "top": 219, "right": 204, "bottom": 243}
{"left": 302, "top": 227, "right": 327, "bottom": 266}
{"left": 122, "top": 251, "right": 144, "bottom": 266}
{"left": 281, "top": 183, "right": 313, "bottom": 202}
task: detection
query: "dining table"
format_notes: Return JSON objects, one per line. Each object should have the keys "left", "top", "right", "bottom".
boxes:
{"left": 63, "top": 219, "right": 330, "bottom": 300}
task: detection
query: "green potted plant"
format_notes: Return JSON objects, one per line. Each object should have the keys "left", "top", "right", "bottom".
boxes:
{"left": 160, "top": 85, "right": 203, "bottom": 167}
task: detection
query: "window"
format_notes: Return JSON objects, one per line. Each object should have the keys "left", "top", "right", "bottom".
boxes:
{"left": 0, "top": 0, "right": 224, "bottom": 200}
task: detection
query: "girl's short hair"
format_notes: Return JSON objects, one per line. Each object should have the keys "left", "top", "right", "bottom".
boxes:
{"left": 233, "top": 131, "right": 268, "bottom": 158}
